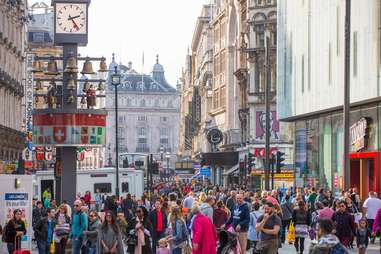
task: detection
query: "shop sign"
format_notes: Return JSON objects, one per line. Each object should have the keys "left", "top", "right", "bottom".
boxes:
{"left": 334, "top": 174, "right": 339, "bottom": 188}
{"left": 350, "top": 118, "right": 368, "bottom": 152}
{"left": 207, "top": 128, "right": 223, "bottom": 145}
{"left": 253, "top": 147, "right": 278, "bottom": 158}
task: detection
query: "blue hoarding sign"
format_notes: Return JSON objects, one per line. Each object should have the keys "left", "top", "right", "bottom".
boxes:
{"left": 5, "top": 193, "right": 28, "bottom": 200}
{"left": 200, "top": 166, "right": 211, "bottom": 177}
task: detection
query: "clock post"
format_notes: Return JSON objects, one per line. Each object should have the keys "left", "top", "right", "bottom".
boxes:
{"left": 32, "top": 0, "right": 108, "bottom": 205}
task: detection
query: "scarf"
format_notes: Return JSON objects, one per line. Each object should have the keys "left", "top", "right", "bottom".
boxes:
{"left": 134, "top": 217, "right": 146, "bottom": 254}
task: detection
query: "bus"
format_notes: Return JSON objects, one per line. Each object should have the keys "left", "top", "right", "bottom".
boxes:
{"left": 118, "top": 153, "right": 148, "bottom": 170}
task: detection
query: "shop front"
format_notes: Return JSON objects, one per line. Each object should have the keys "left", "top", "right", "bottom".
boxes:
{"left": 293, "top": 102, "right": 381, "bottom": 195}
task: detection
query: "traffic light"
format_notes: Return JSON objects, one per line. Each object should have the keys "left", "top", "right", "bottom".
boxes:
{"left": 152, "top": 162, "right": 159, "bottom": 175}
{"left": 200, "top": 154, "right": 206, "bottom": 166}
{"left": 122, "top": 158, "right": 129, "bottom": 168}
{"left": 276, "top": 151, "right": 285, "bottom": 173}
{"left": 248, "top": 152, "right": 256, "bottom": 171}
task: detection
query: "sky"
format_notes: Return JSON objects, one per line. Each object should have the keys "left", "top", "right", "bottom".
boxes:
{"left": 30, "top": 0, "right": 209, "bottom": 86}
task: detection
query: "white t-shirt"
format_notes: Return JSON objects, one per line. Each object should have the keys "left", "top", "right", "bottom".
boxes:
{"left": 363, "top": 197, "right": 381, "bottom": 219}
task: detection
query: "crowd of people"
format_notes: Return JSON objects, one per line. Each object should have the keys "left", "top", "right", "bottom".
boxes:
{"left": 3, "top": 183, "right": 381, "bottom": 254}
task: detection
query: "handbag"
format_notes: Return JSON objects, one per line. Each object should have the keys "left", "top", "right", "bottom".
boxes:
{"left": 287, "top": 221, "right": 295, "bottom": 244}
{"left": 295, "top": 224, "right": 309, "bottom": 238}
{"left": 182, "top": 241, "right": 192, "bottom": 254}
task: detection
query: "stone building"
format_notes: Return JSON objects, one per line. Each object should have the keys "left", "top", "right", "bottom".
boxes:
{"left": 0, "top": 0, "right": 28, "bottom": 171}
{"left": 106, "top": 55, "right": 180, "bottom": 168}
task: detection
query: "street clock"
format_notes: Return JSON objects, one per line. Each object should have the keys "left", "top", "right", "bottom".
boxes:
{"left": 53, "top": 0, "right": 90, "bottom": 46}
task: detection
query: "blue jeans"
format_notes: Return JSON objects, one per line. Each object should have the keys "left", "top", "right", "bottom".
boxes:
{"left": 37, "top": 240, "right": 50, "bottom": 254}
{"left": 88, "top": 246, "right": 97, "bottom": 254}
{"left": 71, "top": 237, "right": 84, "bottom": 254}
{"left": 7, "top": 243, "right": 14, "bottom": 254}
{"left": 172, "top": 247, "right": 182, "bottom": 254}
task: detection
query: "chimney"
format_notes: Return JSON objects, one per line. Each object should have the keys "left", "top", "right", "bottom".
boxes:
{"left": 128, "top": 61, "right": 132, "bottom": 70}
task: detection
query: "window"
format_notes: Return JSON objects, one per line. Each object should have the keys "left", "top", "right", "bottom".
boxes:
{"left": 138, "top": 138, "right": 147, "bottom": 143}
{"left": 160, "top": 138, "right": 169, "bottom": 144}
{"left": 138, "top": 115, "right": 147, "bottom": 122}
{"left": 94, "top": 183, "right": 111, "bottom": 193}
{"left": 220, "top": 86, "right": 226, "bottom": 107}
{"left": 353, "top": 31, "right": 358, "bottom": 77}
{"left": 138, "top": 127, "right": 147, "bottom": 136}
{"left": 255, "top": 24, "right": 265, "bottom": 47}
{"left": 160, "top": 117, "right": 168, "bottom": 122}
{"left": 140, "top": 99, "right": 146, "bottom": 107}
{"left": 160, "top": 128, "right": 169, "bottom": 136}
{"left": 122, "top": 182, "right": 129, "bottom": 193}
{"left": 256, "top": 0, "right": 262, "bottom": 5}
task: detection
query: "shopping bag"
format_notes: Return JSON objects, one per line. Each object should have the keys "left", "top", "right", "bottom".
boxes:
{"left": 50, "top": 240, "right": 55, "bottom": 253}
{"left": 287, "top": 221, "right": 295, "bottom": 244}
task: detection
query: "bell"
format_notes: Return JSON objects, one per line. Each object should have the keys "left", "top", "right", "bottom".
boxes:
{"left": 45, "top": 57, "right": 59, "bottom": 75}
{"left": 32, "top": 60, "right": 44, "bottom": 73}
{"left": 97, "top": 81, "right": 105, "bottom": 91}
{"left": 35, "top": 80, "right": 43, "bottom": 90}
{"left": 81, "top": 58, "right": 95, "bottom": 74}
{"left": 64, "top": 53, "right": 78, "bottom": 73}
{"left": 67, "top": 90, "right": 75, "bottom": 104}
{"left": 82, "top": 80, "right": 91, "bottom": 92}
{"left": 67, "top": 78, "right": 76, "bottom": 90}
{"left": 80, "top": 96, "right": 87, "bottom": 105}
{"left": 98, "top": 57, "right": 108, "bottom": 72}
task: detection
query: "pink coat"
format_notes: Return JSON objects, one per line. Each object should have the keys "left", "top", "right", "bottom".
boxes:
{"left": 192, "top": 213, "right": 217, "bottom": 254}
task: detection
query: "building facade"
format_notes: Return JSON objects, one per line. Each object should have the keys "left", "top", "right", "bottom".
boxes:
{"left": 0, "top": 0, "right": 28, "bottom": 172}
{"left": 106, "top": 56, "right": 180, "bottom": 168}
{"left": 277, "top": 1, "right": 381, "bottom": 198}
{"left": 179, "top": 0, "right": 294, "bottom": 187}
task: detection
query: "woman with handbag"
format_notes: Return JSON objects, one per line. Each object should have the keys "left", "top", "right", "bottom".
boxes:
{"left": 292, "top": 200, "right": 311, "bottom": 254}
{"left": 97, "top": 211, "right": 124, "bottom": 254}
{"left": 54, "top": 204, "right": 71, "bottom": 254}
{"left": 168, "top": 206, "right": 189, "bottom": 254}
{"left": 126, "top": 206, "right": 152, "bottom": 254}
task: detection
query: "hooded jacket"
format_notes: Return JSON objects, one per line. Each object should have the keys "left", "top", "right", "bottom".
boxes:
{"left": 228, "top": 202, "right": 250, "bottom": 232}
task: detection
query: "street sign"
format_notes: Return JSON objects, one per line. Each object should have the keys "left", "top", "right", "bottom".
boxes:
{"left": 200, "top": 166, "right": 211, "bottom": 177}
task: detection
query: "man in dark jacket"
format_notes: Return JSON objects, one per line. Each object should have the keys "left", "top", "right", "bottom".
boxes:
{"left": 33, "top": 207, "right": 56, "bottom": 254}
{"left": 149, "top": 199, "right": 167, "bottom": 254}
{"left": 227, "top": 193, "right": 250, "bottom": 254}
{"left": 32, "top": 201, "right": 46, "bottom": 228}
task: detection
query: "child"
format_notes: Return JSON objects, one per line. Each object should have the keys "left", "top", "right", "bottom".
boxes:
{"left": 356, "top": 219, "right": 371, "bottom": 254}
{"left": 156, "top": 238, "right": 171, "bottom": 254}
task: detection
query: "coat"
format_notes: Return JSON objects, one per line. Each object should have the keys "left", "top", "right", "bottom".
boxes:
{"left": 192, "top": 213, "right": 217, "bottom": 254}
{"left": 33, "top": 217, "right": 56, "bottom": 242}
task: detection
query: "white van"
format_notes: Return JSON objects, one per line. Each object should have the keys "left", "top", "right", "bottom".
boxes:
{"left": 33, "top": 167, "right": 144, "bottom": 201}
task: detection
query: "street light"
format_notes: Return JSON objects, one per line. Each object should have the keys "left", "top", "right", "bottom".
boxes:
{"left": 165, "top": 151, "right": 171, "bottom": 181}
{"left": 159, "top": 145, "right": 164, "bottom": 180}
{"left": 111, "top": 65, "right": 121, "bottom": 198}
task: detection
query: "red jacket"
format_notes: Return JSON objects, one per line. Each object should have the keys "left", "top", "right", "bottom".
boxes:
{"left": 192, "top": 213, "right": 217, "bottom": 254}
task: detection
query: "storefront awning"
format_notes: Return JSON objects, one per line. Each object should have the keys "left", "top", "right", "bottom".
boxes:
{"left": 223, "top": 163, "right": 239, "bottom": 176}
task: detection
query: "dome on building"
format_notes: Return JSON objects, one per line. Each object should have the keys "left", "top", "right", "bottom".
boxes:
{"left": 152, "top": 54, "right": 164, "bottom": 73}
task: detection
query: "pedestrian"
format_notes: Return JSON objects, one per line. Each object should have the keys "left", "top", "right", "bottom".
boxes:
{"left": 122, "top": 193, "right": 136, "bottom": 220}
{"left": 318, "top": 200, "right": 334, "bottom": 219}
{"left": 213, "top": 200, "right": 229, "bottom": 229}
{"left": 307, "top": 187, "right": 317, "bottom": 212}
{"left": 94, "top": 189, "right": 103, "bottom": 212}
{"left": 149, "top": 199, "right": 167, "bottom": 254}
{"left": 182, "top": 192, "right": 195, "bottom": 210}
{"left": 356, "top": 218, "right": 371, "bottom": 254}
{"left": 3, "top": 209, "right": 27, "bottom": 254}
{"left": 248, "top": 202, "right": 263, "bottom": 253}
{"left": 33, "top": 207, "right": 56, "bottom": 254}
{"left": 255, "top": 202, "right": 281, "bottom": 254}
{"left": 70, "top": 199, "right": 88, "bottom": 254}
{"left": 309, "top": 218, "right": 348, "bottom": 254}
{"left": 97, "top": 211, "right": 124, "bottom": 254}
{"left": 84, "top": 190, "right": 91, "bottom": 207}
{"left": 83, "top": 210, "right": 101, "bottom": 254}
{"left": 332, "top": 200, "right": 355, "bottom": 247}
{"left": 156, "top": 238, "right": 171, "bottom": 254}
{"left": 169, "top": 206, "right": 188, "bottom": 254}
{"left": 190, "top": 204, "right": 217, "bottom": 254}
{"left": 44, "top": 193, "right": 52, "bottom": 208}
{"left": 54, "top": 204, "right": 71, "bottom": 254}
{"left": 363, "top": 191, "right": 381, "bottom": 244}
{"left": 32, "top": 201, "right": 46, "bottom": 228}
{"left": 127, "top": 206, "right": 152, "bottom": 254}
{"left": 116, "top": 212, "right": 128, "bottom": 244}
{"left": 225, "top": 191, "right": 236, "bottom": 213}
{"left": 292, "top": 200, "right": 311, "bottom": 254}
{"left": 200, "top": 196, "right": 215, "bottom": 221}
{"left": 227, "top": 193, "right": 250, "bottom": 254}
{"left": 280, "top": 194, "right": 293, "bottom": 243}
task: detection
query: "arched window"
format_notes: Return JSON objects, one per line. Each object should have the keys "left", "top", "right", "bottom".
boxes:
{"left": 140, "top": 99, "right": 146, "bottom": 107}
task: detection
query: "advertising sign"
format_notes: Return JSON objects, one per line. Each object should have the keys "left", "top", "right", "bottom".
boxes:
{"left": 33, "top": 113, "right": 106, "bottom": 146}
{"left": 0, "top": 175, "right": 33, "bottom": 251}
{"left": 350, "top": 118, "right": 368, "bottom": 152}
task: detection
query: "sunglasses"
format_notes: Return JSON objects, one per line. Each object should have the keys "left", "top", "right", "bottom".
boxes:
{"left": 136, "top": 210, "right": 142, "bottom": 213}
{"left": 73, "top": 204, "right": 79, "bottom": 207}
{"left": 89, "top": 214, "right": 96, "bottom": 217}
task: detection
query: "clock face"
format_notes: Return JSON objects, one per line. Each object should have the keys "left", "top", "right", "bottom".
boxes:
{"left": 55, "top": 3, "right": 87, "bottom": 34}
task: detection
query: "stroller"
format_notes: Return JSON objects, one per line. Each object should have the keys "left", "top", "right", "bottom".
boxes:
{"left": 217, "top": 229, "right": 241, "bottom": 254}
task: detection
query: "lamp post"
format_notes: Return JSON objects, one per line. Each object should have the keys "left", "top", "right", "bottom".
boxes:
{"left": 159, "top": 145, "right": 164, "bottom": 180}
{"left": 111, "top": 65, "right": 121, "bottom": 198}
{"left": 165, "top": 151, "right": 170, "bottom": 181}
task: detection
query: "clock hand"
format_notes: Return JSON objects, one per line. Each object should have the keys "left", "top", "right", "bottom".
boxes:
{"left": 68, "top": 15, "right": 80, "bottom": 21}
{"left": 71, "top": 19, "right": 79, "bottom": 30}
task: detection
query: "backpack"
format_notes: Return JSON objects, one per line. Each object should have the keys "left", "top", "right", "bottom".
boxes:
{"left": 330, "top": 243, "right": 349, "bottom": 254}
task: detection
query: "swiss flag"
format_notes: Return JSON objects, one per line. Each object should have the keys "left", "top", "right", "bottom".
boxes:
{"left": 53, "top": 127, "right": 67, "bottom": 144}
